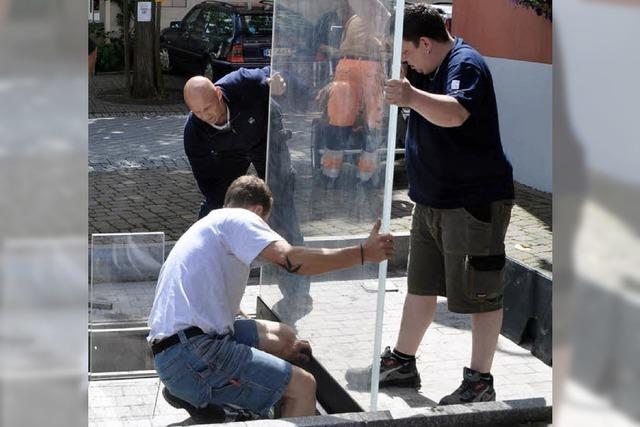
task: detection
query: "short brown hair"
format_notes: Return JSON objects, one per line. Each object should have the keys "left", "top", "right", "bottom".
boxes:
{"left": 403, "top": 3, "right": 449, "bottom": 45}
{"left": 223, "top": 175, "right": 273, "bottom": 215}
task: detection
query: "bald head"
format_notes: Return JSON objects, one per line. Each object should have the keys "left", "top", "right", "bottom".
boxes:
{"left": 184, "top": 76, "right": 226, "bottom": 125}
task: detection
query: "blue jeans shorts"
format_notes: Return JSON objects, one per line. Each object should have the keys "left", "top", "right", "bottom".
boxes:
{"left": 153, "top": 319, "right": 292, "bottom": 416}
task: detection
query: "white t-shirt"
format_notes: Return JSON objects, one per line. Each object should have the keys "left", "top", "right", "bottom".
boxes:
{"left": 147, "top": 208, "right": 283, "bottom": 342}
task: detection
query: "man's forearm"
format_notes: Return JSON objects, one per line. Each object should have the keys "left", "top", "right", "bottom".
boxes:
{"left": 408, "top": 88, "right": 469, "bottom": 128}
{"left": 278, "top": 246, "right": 363, "bottom": 276}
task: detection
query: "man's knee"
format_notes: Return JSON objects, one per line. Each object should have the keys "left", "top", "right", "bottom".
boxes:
{"left": 257, "top": 320, "right": 296, "bottom": 354}
{"left": 284, "top": 366, "right": 316, "bottom": 398}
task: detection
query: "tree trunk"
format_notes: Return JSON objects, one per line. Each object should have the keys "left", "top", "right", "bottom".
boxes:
{"left": 131, "top": 1, "right": 157, "bottom": 99}
{"left": 123, "top": 0, "right": 131, "bottom": 94}
{"left": 154, "top": 0, "right": 164, "bottom": 96}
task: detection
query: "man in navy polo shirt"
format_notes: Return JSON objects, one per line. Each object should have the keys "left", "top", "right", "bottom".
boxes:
{"left": 354, "top": 4, "right": 515, "bottom": 404}
{"left": 183, "top": 66, "right": 287, "bottom": 219}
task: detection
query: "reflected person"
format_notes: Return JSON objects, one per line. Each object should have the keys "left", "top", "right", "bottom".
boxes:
{"left": 266, "top": 99, "right": 314, "bottom": 326}
{"left": 318, "top": 0, "right": 391, "bottom": 188}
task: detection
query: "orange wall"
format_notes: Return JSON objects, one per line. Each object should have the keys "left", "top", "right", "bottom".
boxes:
{"left": 451, "top": 0, "right": 552, "bottom": 64}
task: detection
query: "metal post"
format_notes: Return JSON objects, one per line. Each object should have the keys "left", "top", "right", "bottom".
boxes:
{"left": 369, "top": 0, "right": 405, "bottom": 412}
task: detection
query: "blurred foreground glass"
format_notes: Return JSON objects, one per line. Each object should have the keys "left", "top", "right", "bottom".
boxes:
{"left": 0, "top": 0, "right": 87, "bottom": 426}
{"left": 554, "top": 0, "right": 640, "bottom": 426}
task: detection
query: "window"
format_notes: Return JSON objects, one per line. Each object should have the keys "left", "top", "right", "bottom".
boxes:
{"left": 202, "top": 10, "right": 234, "bottom": 37}
{"left": 183, "top": 6, "right": 201, "bottom": 30}
{"left": 162, "top": 0, "right": 187, "bottom": 7}
{"left": 241, "top": 14, "right": 273, "bottom": 35}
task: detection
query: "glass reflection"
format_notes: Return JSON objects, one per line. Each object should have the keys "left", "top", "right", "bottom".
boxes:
{"left": 262, "top": 0, "right": 398, "bottom": 410}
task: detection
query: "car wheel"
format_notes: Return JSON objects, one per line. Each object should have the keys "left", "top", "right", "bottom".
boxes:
{"left": 159, "top": 47, "right": 172, "bottom": 73}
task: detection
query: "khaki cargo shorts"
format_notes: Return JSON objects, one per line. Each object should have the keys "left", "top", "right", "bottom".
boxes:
{"left": 407, "top": 200, "right": 514, "bottom": 313}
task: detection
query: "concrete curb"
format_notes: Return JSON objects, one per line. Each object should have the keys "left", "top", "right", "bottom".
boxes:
{"left": 220, "top": 399, "right": 551, "bottom": 426}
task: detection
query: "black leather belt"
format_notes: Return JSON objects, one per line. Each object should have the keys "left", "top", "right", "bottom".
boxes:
{"left": 151, "top": 326, "right": 205, "bottom": 356}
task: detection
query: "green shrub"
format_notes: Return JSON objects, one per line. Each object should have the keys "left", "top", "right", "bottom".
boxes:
{"left": 96, "top": 37, "right": 125, "bottom": 72}
{"left": 89, "top": 22, "right": 105, "bottom": 43}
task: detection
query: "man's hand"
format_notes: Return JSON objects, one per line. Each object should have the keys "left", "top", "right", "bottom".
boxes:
{"left": 384, "top": 77, "right": 415, "bottom": 108}
{"left": 267, "top": 72, "right": 287, "bottom": 96}
{"left": 315, "top": 82, "right": 334, "bottom": 107}
{"left": 291, "top": 339, "right": 313, "bottom": 363}
{"left": 363, "top": 219, "right": 395, "bottom": 263}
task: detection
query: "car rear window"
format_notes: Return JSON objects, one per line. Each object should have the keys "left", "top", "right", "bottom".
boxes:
{"left": 241, "top": 14, "right": 272, "bottom": 35}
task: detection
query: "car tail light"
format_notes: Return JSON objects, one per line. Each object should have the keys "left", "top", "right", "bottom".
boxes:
{"left": 229, "top": 43, "right": 244, "bottom": 63}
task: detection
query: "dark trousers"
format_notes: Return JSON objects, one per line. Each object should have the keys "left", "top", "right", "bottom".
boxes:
{"left": 197, "top": 143, "right": 267, "bottom": 219}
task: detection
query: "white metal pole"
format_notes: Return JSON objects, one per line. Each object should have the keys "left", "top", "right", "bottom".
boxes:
{"left": 369, "top": 0, "right": 405, "bottom": 412}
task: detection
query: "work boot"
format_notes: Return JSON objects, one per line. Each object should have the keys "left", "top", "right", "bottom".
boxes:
{"left": 345, "top": 346, "right": 421, "bottom": 389}
{"left": 438, "top": 367, "right": 496, "bottom": 405}
{"left": 162, "top": 387, "right": 226, "bottom": 423}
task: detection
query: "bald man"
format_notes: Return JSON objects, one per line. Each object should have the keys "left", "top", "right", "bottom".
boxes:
{"left": 183, "top": 66, "right": 286, "bottom": 219}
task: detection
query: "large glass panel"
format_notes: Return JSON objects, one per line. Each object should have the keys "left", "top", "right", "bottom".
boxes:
{"left": 262, "top": 0, "right": 402, "bottom": 411}
{"left": 89, "top": 232, "right": 165, "bottom": 378}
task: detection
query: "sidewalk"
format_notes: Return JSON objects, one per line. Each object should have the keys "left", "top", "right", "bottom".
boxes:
{"left": 90, "top": 72, "right": 189, "bottom": 117}
{"left": 88, "top": 278, "right": 551, "bottom": 425}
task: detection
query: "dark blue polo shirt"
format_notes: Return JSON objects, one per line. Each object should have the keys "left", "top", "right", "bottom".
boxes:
{"left": 183, "top": 67, "right": 271, "bottom": 202}
{"left": 405, "top": 38, "right": 514, "bottom": 208}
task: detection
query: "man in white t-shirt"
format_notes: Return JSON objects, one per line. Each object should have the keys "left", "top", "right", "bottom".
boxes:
{"left": 148, "top": 175, "right": 394, "bottom": 421}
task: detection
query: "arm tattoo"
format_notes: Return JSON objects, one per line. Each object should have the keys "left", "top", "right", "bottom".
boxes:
{"left": 279, "top": 255, "right": 302, "bottom": 273}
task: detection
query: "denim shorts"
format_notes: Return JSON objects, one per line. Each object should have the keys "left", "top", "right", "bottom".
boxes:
{"left": 153, "top": 319, "right": 292, "bottom": 416}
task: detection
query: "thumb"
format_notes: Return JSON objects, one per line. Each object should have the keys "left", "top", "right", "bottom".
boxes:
{"left": 370, "top": 218, "right": 382, "bottom": 237}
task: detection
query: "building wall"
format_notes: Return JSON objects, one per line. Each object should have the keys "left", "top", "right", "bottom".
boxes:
{"left": 451, "top": 0, "right": 551, "bottom": 64}
{"left": 488, "top": 57, "right": 552, "bottom": 192}
{"left": 452, "top": 0, "right": 552, "bottom": 192}
{"left": 161, "top": 0, "right": 202, "bottom": 29}
{"left": 100, "top": 0, "right": 270, "bottom": 32}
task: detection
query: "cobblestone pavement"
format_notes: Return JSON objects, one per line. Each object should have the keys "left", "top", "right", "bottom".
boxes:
{"left": 89, "top": 114, "right": 552, "bottom": 276}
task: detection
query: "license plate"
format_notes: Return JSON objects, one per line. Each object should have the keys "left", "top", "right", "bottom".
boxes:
{"left": 263, "top": 48, "right": 271, "bottom": 57}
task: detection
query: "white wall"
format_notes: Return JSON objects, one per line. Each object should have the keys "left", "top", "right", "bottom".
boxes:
{"left": 486, "top": 57, "right": 552, "bottom": 193}
{"left": 161, "top": 0, "right": 202, "bottom": 29}
{"left": 162, "top": 1, "right": 267, "bottom": 29}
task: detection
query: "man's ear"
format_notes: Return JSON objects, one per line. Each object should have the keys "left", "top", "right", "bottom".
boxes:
{"left": 213, "top": 85, "right": 223, "bottom": 101}
{"left": 419, "top": 37, "right": 432, "bottom": 51}
{"left": 247, "top": 205, "right": 264, "bottom": 218}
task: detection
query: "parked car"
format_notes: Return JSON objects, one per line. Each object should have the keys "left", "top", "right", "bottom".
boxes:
{"left": 159, "top": 1, "right": 273, "bottom": 81}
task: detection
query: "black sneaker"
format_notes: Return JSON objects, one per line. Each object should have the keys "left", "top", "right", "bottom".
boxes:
{"left": 439, "top": 367, "right": 496, "bottom": 405}
{"left": 345, "top": 346, "right": 421, "bottom": 389}
{"left": 378, "top": 346, "right": 421, "bottom": 388}
{"left": 162, "top": 387, "right": 226, "bottom": 423}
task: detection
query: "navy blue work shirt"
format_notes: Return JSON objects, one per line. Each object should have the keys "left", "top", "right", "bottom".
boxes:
{"left": 405, "top": 38, "right": 514, "bottom": 208}
{"left": 183, "top": 67, "right": 271, "bottom": 199}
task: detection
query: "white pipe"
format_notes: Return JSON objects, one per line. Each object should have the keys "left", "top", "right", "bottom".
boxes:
{"left": 369, "top": 0, "right": 405, "bottom": 412}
